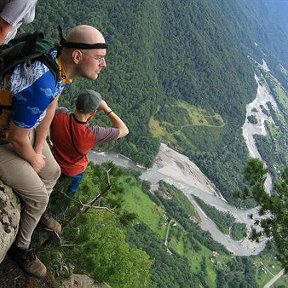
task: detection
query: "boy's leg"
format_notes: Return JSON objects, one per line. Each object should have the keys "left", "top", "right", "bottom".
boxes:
{"left": 68, "top": 172, "right": 84, "bottom": 195}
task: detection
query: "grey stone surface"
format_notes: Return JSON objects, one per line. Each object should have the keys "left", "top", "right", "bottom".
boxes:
{"left": 0, "top": 180, "right": 21, "bottom": 263}
{"left": 61, "top": 274, "right": 112, "bottom": 288}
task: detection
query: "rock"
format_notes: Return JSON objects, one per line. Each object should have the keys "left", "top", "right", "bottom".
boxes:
{"left": 0, "top": 180, "right": 21, "bottom": 263}
{"left": 61, "top": 274, "right": 112, "bottom": 288}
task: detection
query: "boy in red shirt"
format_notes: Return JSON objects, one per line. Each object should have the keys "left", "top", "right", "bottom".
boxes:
{"left": 50, "top": 89, "right": 129, "bottom": 194}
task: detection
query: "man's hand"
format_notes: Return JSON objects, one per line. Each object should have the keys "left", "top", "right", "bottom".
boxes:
{"left": 7, "top": 123, "right": 47, "bottom": 172}
{"left": 31, "top": 153, "right": 46, "bottom": 173}
{"left": 0, "top": 17, "right": 12, "bottom": 45}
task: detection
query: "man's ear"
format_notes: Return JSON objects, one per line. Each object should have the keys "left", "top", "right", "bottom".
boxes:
{"left": 71, "top": 49, "right": 82, "bottom": 64}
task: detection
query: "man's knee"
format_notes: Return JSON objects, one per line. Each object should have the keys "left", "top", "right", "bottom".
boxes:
{"left": 53, "top": 163, "right": 61, "bottom": 181}
{"left": 40, "top": 160, "right": 61, "bottom": 182}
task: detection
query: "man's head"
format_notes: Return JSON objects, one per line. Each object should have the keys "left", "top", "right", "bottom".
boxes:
{"left": 75, "top": 89, "right": 102, "bottom": 114}
{"left": 59, "top": 25, "right": 107, "bottom": 80}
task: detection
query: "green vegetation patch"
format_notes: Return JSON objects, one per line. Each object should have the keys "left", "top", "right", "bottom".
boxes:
{"left": 230, "top": 222, "right": 247, "bottom": 240}
{"left": 152, "top": 100, "right": 225, "bottom": 129}
{"left": 253, "top": 243, "right": 286, "bottom": 287}
{"left": 247, "top": 115, "right": 258, "bottom": 124}
{"left": 168, "top": 225, "right": 218, "bottom": 287}
{"left": 193, "top": 196, "right": 235, "bottom": 235}
{"left": 159, "top": 182, "right": 199, "bottom": 221}
{"left": 275, "top": 85, "right": 288, "bottom": 109}
{"left": 121, "top": 182, "right": 167, "bottom": 238}
{"left": 150, "top": 100, "right": 225, "bottom": 152}
{"left": 64, "top": 211, "right": 152, "bottom": 288}
{"left": 149, "top": 117, "right": 165, "bottom": 138}
{"left": 176, "top": 101, "right": 225, "bottom": 127}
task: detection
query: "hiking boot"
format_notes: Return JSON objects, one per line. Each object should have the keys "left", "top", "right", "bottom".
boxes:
{"left": 7, "top": 244, "right": 47, "bottom": 279}
{"left": 40, "top": 208, "right": 62, "bottom": 235}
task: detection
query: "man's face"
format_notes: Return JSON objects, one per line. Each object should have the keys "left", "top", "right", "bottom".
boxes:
{"left": 77, "top": 49, "right": 107, "bottom": 80}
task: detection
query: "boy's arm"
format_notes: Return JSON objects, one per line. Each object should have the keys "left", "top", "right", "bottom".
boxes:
{"left": 98, "top": 100, "right": 129, "bottom": 138}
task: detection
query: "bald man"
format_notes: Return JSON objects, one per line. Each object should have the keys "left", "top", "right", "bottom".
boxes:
{"left": 0, "top": 25, "right": 107, "bottom": 278}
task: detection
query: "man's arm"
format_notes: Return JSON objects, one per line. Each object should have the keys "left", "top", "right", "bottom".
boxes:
{"left": 0, "top": 17, "right": 12, "bottom": 44}
{"left": 7, "top": 123, "right": 46, "bottom": 172}
{"left": 34, "top": 96, "right": 59, "bottom": 154}
{"left": 98, "top": 101, "right": 129, "bottom": 138}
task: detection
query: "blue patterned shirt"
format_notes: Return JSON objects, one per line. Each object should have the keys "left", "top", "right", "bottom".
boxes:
{"left": 0, "top": 50, "right": 70, "bottom": 143}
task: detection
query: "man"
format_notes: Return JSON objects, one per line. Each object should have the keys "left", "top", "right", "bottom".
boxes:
{"left": 0, "top": 25, "right": 107, "bottom": 278}
{"left": 0, "top": 0, "right": 38, "bottom": 44}
{"left": 50, "top": 90, "right": 129, "bottom": 195}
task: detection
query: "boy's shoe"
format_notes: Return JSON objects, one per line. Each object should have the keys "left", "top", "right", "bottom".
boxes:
{"left": 40, "top": 208, "right": 62, "bottom": 235}
{"left": 7, "top": 244, "right": 47, "bottom": 279}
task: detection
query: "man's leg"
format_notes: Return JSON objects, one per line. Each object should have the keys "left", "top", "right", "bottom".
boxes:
{"left": 39, "top": 141, "right": 61, "bottom": 197}
{"left": 38, "top": 141, "right": 62, "bottom": 234}
{"left": 0, "top": 144, "right": 51, "bottom": 248}
{"left": 0, "top": 144, "right": 49, "bottom": 277}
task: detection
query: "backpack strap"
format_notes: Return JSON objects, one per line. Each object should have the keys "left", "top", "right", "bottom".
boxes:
{"left": 0, "top": 104, "right": 12, "bottom": 110}
{"left": 35, "top": 53, "right": 60, "bottom": 81}
{"left": 69, "top": 114, "right": 87, "bottom": 157}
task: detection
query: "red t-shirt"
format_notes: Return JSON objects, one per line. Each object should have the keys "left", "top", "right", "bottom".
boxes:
{"left": 50, "top": 107, "right": 119, "bottom": 176}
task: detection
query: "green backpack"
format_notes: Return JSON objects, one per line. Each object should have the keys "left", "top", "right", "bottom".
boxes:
{"left": 0, "top": 31, "right": 60, "bottom": 79}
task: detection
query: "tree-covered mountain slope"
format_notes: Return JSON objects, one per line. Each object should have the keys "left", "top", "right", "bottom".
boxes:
{"left": 28, "top": 0, "right": 288, "bottom": 205}
{"left": 2, "top": 163, "right": 286, "bottom": 287}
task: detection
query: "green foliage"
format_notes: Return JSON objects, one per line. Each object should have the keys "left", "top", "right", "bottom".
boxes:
{"left": 64, "top": 211, "right": 151, "bottom": 288}
{"left": 247, "top": 115, "right": 258, "bottom": 124}
{"left": 243, "top": 158, "right": 267, "bottom": 188}
{"left": 47, "top": 162, "right": 152, "bottom": 287}
{"left": 239, "top": 158, "right": 288, "bottom": 271}
{"left": 127, "top": 223, "right": 198, "bottom": 288}
{"left": 156, "top": 182, "right": 228, "bottom": 254}
{"left": 230, "top": 223, "right": 247, "bottom": 241}
{"left": 216, "top": 257, "right": 259, "bottom": 288}
{"left": 193, "top": 196, "right": 235, "bottom": 235}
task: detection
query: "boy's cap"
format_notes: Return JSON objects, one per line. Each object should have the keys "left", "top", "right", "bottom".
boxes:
{"left": 75, "top": 89, "right": 102, "bottom": 113}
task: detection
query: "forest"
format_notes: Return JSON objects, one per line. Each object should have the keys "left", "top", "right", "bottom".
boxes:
{"left": 27, "top": 0, "right": 258, "bottom": 206}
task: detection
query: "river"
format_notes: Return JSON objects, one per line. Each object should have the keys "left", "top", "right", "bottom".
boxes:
{"left": 242, "top": 74, "right": 278, "bottom": 194}
{"left": 88, "top": 72, "right": 276, "bottom": 257}
{"left": 89, "top": 143, "right": 266, "bottom": 256}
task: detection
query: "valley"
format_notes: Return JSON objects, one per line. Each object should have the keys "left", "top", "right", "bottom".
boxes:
{"left": 90, "top": 65, "right": 283, "bottom": 258}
